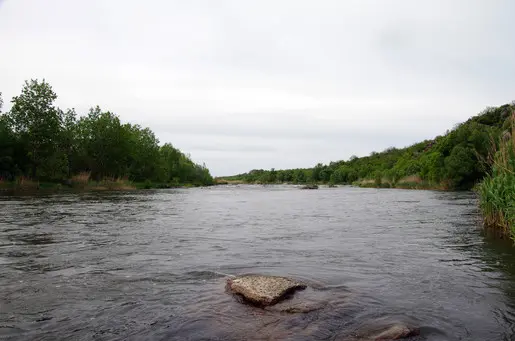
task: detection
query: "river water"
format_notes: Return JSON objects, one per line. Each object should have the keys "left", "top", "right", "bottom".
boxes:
{"left": 1, "top": 185, "right": 515, "bottom": 340}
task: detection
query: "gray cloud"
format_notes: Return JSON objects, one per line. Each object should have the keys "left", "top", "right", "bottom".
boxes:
{"left": 1, "top": 0, "right": 514, "bottom": 176}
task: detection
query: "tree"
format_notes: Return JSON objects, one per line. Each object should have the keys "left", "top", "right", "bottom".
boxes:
{"left": 75, "top": 107, "right": 132, "bottom": 179}
{"left": 269, "top": 168, "right": 277, "bottom": 183}
{"left": 0, "top": 93, "right": 17, "bottom": 180}
{"left": 0, "top": 80, "right": 216, "bottom": 187}
{"left": 293, "top": 169, "right": 306, "bottom": 183}
{"left": 6, "top": 79, "right": 66, "bottom": 180}
{"left": 61, "top": 108, "right": 78, "bottom": 177}
{"left": 444, "top": 145, "right": 477, "bottom": 188}
{"left": 127, "top": 125, "right": 161, "bottom": 181}
{"left": 419, "top": 151, "right": 444, "bottom": 183}
{"left": 160, "top": 143, "right": 183, "bottom": 183}
{"left": 312, "top": 163, "right": 323, "bottom": 182}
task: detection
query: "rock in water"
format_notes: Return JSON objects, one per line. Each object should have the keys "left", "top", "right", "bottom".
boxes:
{"left": 350, "top": 323, "right": 419, "bottom": 341}
{"left": 268, "top": 301, "right": 327, "bottom": 314}
{"left": 227, "top": 275, "right": 307, "bottom": 306}
{"left": 370, "top": 324, "right": 418, "bottom": 340}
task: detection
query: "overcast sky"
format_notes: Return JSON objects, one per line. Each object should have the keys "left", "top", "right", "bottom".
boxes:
{"left": 1, "top": 0, "right": 514, "bottom": 176}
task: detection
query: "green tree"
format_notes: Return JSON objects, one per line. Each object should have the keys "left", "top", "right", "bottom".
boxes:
{"left": 312, "top": 163, "right": 323, "bottom": 182}
{"left": 0, "top": 93, "right": 18, "bottom": 180}
{"left": 127, "top": 125, "right": 161, "bottom": 181}
{"left": 293, "top": 169, "right": 306, "bottom": 183}
{"left": 444, "top": 145, "right": 477, "bottom": 188}
{"left": 0, "top": 80, "right": 216, "bottom": 187}
{"left": 6, "top": 79, "right": 66, "bottom": 180}
{"left": 76, "top": 107, "right": 132, "bottom": 179}
{"left": 269, "top": 168, "right": 277, "bottom": 183}
{"left": 60, "top": 108, "right": 78, "bottom": 177}
{"left": 419, "top": 151, "right": 443, "bottom": 183}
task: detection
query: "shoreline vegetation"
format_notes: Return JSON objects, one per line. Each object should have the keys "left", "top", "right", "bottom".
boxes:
{"left": 0, "top": 175, "right": 208, "bottom": 194}
{"left": 219, "top": 103, "right": 515, "bottom": 240}
{"left": 478, "top": 116, "right": 515, "bottom": 240}
{"left": 0, "top": 79, "right": 214, "bottom": 193}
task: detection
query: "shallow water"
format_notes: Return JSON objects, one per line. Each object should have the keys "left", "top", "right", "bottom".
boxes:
{"left": 1, "top": 185, "right": 515, "bottom": 340}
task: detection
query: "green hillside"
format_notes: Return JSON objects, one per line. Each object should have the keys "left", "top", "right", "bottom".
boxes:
{"left": 224, "top": 103, "right": 513, "bottom": 191}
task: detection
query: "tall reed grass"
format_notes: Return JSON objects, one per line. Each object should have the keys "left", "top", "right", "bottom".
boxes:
{"left": 478, "top": 112, "right": 515, "bottom": 239}
{"left": 71, "top": 171, "right": 91, "bottom": 188}
{"left": 96, "top": 176, "right": 135, "bottom": 190}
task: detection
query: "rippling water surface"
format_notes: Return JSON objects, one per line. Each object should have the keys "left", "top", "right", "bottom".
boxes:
{"left": 1, "top": 185, "right": 515, "bottom": 340}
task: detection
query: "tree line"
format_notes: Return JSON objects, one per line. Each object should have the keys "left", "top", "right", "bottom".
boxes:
{"left": 0, "top": 79, "right": 213, "bottom": 186}
{"left": 225, "top": 103, "right": 514, "bottom": 190}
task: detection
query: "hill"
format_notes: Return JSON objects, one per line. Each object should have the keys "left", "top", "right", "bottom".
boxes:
{"left": 223, "top": 103, "right": 514, "bottom": 191}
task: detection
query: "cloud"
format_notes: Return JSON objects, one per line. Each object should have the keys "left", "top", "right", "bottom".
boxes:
{"left": 0, "top": 0, "right": 514, "bottom": 175}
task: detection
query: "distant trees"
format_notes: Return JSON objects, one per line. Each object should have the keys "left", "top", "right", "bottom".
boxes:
{"left": 0, "top": 79, "right": 213, "bottom": 186}
{"left": 224, "top": 103, "right": 514, "bottom": 190}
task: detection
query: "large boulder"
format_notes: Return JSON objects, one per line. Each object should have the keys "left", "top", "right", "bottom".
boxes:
{"left": 227, "top": 275, "right": 307, "bottom": 306}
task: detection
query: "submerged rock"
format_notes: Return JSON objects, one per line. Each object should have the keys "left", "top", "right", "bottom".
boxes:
{"left": 350, "top": 322, "right": 419, "bottom": 341}
{"left": 227, "top": 275, "right": 307, "bottom": 306}
{"left": 368, "top": 324, "right": 419, "bottom": 340}
{"left": 300, "top": 184, "right": 319, "bottom": 190}
{"left": 267, "top": 300, "right": 327, "bottom": 314}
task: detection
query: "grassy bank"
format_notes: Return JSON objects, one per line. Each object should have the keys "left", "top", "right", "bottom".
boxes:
{"left": 353, "top": 175, "right": 450, "bottom": 190}
{"left": 478, "top": 114, "right": 515, "bottom": 240}
{"left": 214, "top": 178, "right": 246, "bottom": 185}
{"left": 0, "top": 173, "right": 210, "bottom": 194}
{"left": 0, "top": 178, "right": 135, "bottom": 194}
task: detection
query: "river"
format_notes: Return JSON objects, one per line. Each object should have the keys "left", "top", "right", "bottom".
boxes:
{"left": 1, "top": 185, "right": 514, "bottom": 340}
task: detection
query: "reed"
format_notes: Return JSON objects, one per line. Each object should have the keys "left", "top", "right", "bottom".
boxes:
{"left": 71, "top": 171, "right": 91, "bottom": 188}
{"left": 97, "top": 176, "right": 135, "bottom": 190}
{"left": 15, "top": 176, "right": 39, "bottom": 189}
{"left": 478, "top": 111, "right": 515, "bottom": 240}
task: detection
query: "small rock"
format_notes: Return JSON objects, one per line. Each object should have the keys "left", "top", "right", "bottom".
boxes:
{"left": 300, "top": 185, "right": 319, "bottom": 190}
{"left": 227, "top": 275, "right": 307, "bottom": 306}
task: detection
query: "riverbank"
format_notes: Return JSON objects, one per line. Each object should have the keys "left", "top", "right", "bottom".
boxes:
{"left": 0, "top": 179, "right": 209, "bottom": 195}
{"left": 214, "top": 178, "right": 246, "bottom": 185}
{"left": 352, "top": 176, "right": 450, "bottom": 191}
{"left": 214, "top": 176, "right": 450, "bottom": 191}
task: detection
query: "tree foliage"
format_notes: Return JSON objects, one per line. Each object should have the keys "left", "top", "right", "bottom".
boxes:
{"left": 0, "top": 79, "right": 213, "bottom": 186}
{"left": 225, "top": 104, "right": 514, "bottom": 190}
